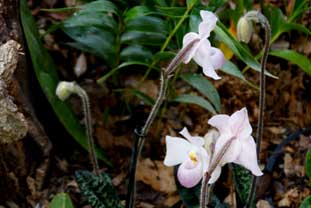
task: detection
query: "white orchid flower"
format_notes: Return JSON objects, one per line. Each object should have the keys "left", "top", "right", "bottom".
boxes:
{"left": 182, "top": 10, "right": 225, "bottom": 80}
{"left": 207, "top": 107, "right": 263, "bottom": 183}
{"left": 164, "top": 127, "right": 209, "bottom": 188}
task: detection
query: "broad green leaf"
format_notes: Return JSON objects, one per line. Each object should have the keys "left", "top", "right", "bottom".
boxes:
{"left": 156, "top": 6, "right": 187, "bottom": 17}
{"left": 300, "top": 195, "right": 311, "bottom": 208}
{"left": 130, "top": 90, "right": 155, "bottom": 106}
{"left": 174, "top": 94, "right": 216, "bottom": 114}
{"left": 64, "top": 12, "right": 117, "bottom": 32}
{"left": 120, "top": 45, "right": 153, "bottom": 63}
{"left": 63, "top": 27, "right": 117, "bottom": 66}
{"left": 305, "top": 149, "right": 311, "bottom": 181}
{"left": 214, "top": 22, "right": 277, "bottom": 79}
{"left": 124, "top": 6, "right": 153, "bottom": 22}
{"left": 153, "top": 51, "right": 176, "bottom": 62}
{"left": 221, "top": 60, "right": 246, "bottom": 80}
{"left": 232, "top": 164, "right": 252, "bottom": 205}
{"left": 121, "top": 31, "right": 166, "bottom": 46}
{"left": 20, "top": 0, "right": 111, "bottom": 166}
{"left": 269, "top": 50, "right": 311, "bottom": 76}
{"left": 125, "top": 16, "right": 168, "bottom": 34}
{"left": 49, "top": 193, "right": 74, "bottom": 208}
{"left": 80, "top": 0, "right": 119, "bottom": 15}
{"left": 181, "top": 73, "right": 221, "bottom": 113}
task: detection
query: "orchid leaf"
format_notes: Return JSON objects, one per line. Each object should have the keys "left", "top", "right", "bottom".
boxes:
{"left": 221, "top": 60, "right": 246, "bottom": 81}
{"left": 173, "top": 94, "right": 216, "bottom": 114}
{"left": 305, "top": 149, "right": 311, "bottom": 181}
{"left": 269, "top": 50, "right": 311, "bottom": 77}
{"left": 181, "top": 73, "right": 221, "bottom": 113}
{"left": 300, "top": 195, "right": 311, "bottom": 208}
{"left": 49, "top": 193, "right": 74, "bottom": 208}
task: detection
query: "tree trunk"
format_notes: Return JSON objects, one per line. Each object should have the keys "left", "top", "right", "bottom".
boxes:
{"left": 0, "top": 0, "right": 51, "bottom": 207}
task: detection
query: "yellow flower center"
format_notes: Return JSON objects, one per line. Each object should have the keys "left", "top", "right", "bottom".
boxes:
{"left": 188, "top": 150, "right": 198, "bottom": 164}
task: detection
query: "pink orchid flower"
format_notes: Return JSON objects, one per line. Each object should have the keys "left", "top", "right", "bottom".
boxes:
{"left": 182, "top": 10, "right": 225, "bottom": 80}
{"left": 164, "top": 127, "right": 209, "bottom": 188}
{"left": 207, "top": 107, "right": 263, "bottom": 183}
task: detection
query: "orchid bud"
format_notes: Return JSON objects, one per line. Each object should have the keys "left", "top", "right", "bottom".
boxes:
{"left": 55, "top": 81, "right": 76, "bottom": 101}
{"left": 237, "top": 16, "right": 253, "bottom": 43}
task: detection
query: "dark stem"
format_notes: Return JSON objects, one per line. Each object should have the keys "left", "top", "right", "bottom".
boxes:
{"left": 245, "top": 11, "right": 271, "bottom": 208}
{"left": 126, "top": 39, "right": 199, "bottom": 208}
{"left": 200, "top": 136, "right": 235, "bottom": 208}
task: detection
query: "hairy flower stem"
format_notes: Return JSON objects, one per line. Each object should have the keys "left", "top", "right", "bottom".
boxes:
{"left": 200, "top": 137, "right": 235, "bottom": 208}
{"left": 126, "top": 39, "right": 200, "bottom": 208}
{"left": 243, "top": 11, "right": 271, "bottom": 208}
{"left": 73, "top": 85, "right": 100, "bottom": 176}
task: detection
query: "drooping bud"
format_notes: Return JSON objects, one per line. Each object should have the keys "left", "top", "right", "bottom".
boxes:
{"left": 55, "top": 81, "right": 76, "bottom": 101}
{"left": 237, "top": 16, "right": 253, "bottom": 43}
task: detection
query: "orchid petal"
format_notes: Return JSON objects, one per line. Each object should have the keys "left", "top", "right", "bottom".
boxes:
{"left": 202, "top": 62, "right": 221, "bottom": 80}
{"left": 182, "top": 32, "right": 200, "bottom": 64}
{"left": 234, "top": 136, "right": 263, "bottom": 176}
{"left": 208, "top": 114, "right": 230, "bottom": 133}
{"left": 180, "top": 127, "right": 205, "bottom": 146}
{"left": 208, "top": 165, "right": 222, "bottom": 184}
{"left": 229, "top": 107, "right": 252, "bottom": 139}
{"left": 199, "top": 11, "right": 217, "bottom": 39}
{"left": 198, "top": 146, "right": 210, "bottom": 173}
{"left": 164, "top": 136, "right": 192, "bottom": 166}
{"left": 177, "top": 159, "right": 203, "bottom": 188}
{"left": 209, "top": 47, "right": 225, "bottom": 70}
{"left": 214, "top": 135, "right": 241, "bottom": 165}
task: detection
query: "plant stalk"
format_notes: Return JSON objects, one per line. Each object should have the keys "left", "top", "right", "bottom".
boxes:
{"left": 126, "top": 39, "right": 199, "bottom": 208}
{"left": 245, "top": 11, "right": 271, "bottom": 208}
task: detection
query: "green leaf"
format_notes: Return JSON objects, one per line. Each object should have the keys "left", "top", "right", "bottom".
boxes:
{"left": 181, "top": 73, "right": 221, "bottom": 113}
{"left": 269, "top": 50, "right": 311, "bottom": 76}
{"left": 156, "top": 6, "right": 187, "bottom": 17}
{"left": 173, "top": 94, "right": 216, "bottom": 114}
{"left": 221, "top": 60, "right": 246, "bottom": 81}
{"left": 20, "top": 0, "right": 111, "bottom": 166}
{"left": 232, "top": 164, "right": 253, "bottom": 205}
{"left": 153, "top": 51, "right": 176, "bottom": 62}
{"left": 64, "top": 12, "right": 117, "bottom": 32}
{"left": 300, "top": 195, "right": 311, "bottom": 208}
{"left": 75, "top": 170, "right": 123, "bottom": 208}
{"left": 305, "top": 149, "right": 311, "bottom": 181}
{"left": 80, "top": 0, "right": 119, "bottom": 15}
{"left": 214, "top": 22, "right": 277, "bottom": 79}
{"left": 63, "top": 27, "right": 117, "bottom": 67}
{"left": 130, "top": 90, "right": 155, "bottom": 106}
{"left": 120, "top": 45, "right": 153, "bottom": 63}
{"left": 121, "top": 31, "right": 166, "bottom": 46}
{"left": 124, "top": 6, "right": 153, "bottom": 22}
{"left": 125, "top": 16, "right": 168, "bottom": 34}
{"left": 186, "top": 0, "right": 198, "bottom": 9}
{"left": 49, "top": 193, "right": 74, "bottom": 208}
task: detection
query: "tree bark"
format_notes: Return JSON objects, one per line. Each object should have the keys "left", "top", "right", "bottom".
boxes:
{"left": 0, "top": 0, "right": 51, "bottom": 206}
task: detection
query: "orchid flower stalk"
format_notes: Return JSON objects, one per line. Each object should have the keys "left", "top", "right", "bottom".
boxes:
{"left": 126, "top": 10, "right": 225, "bottom": 208}
{"left": 56, "top": 81, "right": 99, "bottom": 176}
{"left": 236, "top": 11, "right": 271, "bottom": 207}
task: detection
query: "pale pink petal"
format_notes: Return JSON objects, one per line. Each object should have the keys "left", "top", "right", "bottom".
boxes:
{"left": 229, "top": 107, "right": 252, "bottom": 139}
{"left": 164, "top": 136, "right": 192, "bottom": 166}
{"left": 182, "top": 32, "right": 200, "bottom": 64}
{"left": 209, "top": 47, "right": 225, "bottom": 70}
{"left": 177, "top": 159, "right": 203, "bottom": 188}
{"left": 199, "top": 11, "right": 217, "bottom": 39}
{"left": 214, "top": 135, "right": 241, "bottom": 165}
{"left": 198, "top": 146, "right": 210, "bottom": 173}
{"left": 208, "top": 114, "right": 230, "bottom": 133}
{"left": 179, "top": 127, "right": 205, "bottom": 146}
{"left": 202, "top": 63, "right": 221, "bottom": 80}
{"left": 234, "top": 136, "right": 263, "bottom": 176}
{"left": 208, "top": 165, "right": 222, "bottom": 184}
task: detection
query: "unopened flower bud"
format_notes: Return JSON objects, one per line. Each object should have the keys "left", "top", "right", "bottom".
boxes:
{"left": 55, "top": 81, "right": 76, "bottom": 101}
{"left": 237, "top": 16, "right": 253, "bottom": 43}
